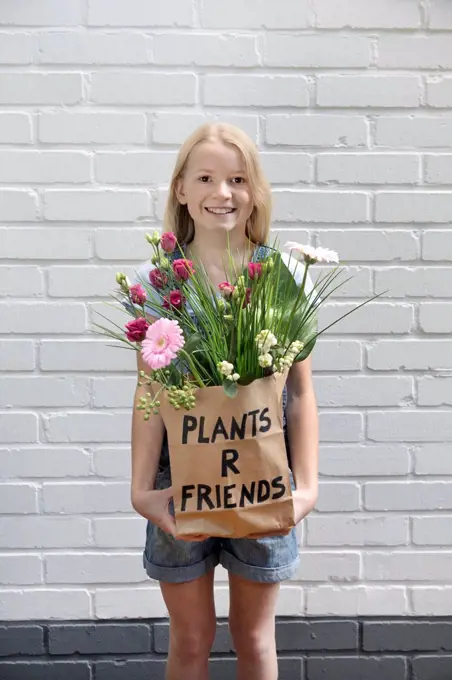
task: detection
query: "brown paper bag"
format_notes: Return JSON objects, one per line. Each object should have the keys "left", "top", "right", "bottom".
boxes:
{"left": 158, "top": 372, "right": 295, "bottom": 539}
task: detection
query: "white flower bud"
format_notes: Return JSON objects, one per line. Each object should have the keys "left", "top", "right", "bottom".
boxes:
{"left": 218, "top": 360, "right": 234, "bottom": 376}
{"left": 289, "top": 340, "right": 304, "bottom": 354}
{"left": 236, "top": 275, "right": 246, "bottom": 293}
{"left": 159, "top": 257, "right": 170, "bottom": 270}
{"left": 258, "top": 353, "right": 273, "bottom": 368}
{"left": 255, "top": 330, "right": 278, "bottom": 351}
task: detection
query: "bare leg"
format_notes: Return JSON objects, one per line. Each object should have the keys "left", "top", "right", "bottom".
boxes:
{"left": 160, "top": 569, "right": 216, "bottom": 680}
{"left": 228, "top": 571, "right": 280, "bottom": 680}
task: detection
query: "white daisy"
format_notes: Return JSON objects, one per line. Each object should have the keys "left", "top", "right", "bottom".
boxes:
{"left": 285, "top": 242, "right": 339, "bottom": 264}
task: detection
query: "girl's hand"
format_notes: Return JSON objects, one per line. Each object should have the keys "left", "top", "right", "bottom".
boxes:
{"left": 132, "top": 487, "right": 210, "bottom": 542}
{"left": 179, "top": 532, "right": 211, "bottom": 543}
{"left": 132, "top": 487, "right": 177, "bottom": 536}
{"left": 292, "top": 486, "right": 318, "bottom": 525}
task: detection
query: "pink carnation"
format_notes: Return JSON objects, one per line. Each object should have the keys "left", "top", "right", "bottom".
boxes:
{"left": 125, "top": 317, "right": 149, "bottom": 342}
{"left": 160, "top": 232, "right": 177, "bottom": 254}
{"left": 129, "top": 284, "right": 146, "bottom": 305}
{"left": 141, "top": 318, "right": 185, "bottom": 370}
{"left": 149, "top": 268, "right": 168, "bottom": 290}
{"left": 162, "top": 289, "right": 185, "bottom": 310}
{"left": 173, "top": 258, "right": 195, "bottom": 281}
{"left": 248, "top": 262, "right": 262, "bottom": 280}
{"left": 218, "top": 282, "right": 235, "bottom": 298}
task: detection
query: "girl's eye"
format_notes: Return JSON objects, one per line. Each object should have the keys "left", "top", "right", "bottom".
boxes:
{"left": 197, "top": 176, "right": 246, "bottom": 184}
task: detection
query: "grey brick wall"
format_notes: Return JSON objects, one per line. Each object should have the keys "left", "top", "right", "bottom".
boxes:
{"left": 1, "top": 0, "right": 452, "bottom": 621}
{"left": 1, "top": 618, "right": 452, "bottom": 680}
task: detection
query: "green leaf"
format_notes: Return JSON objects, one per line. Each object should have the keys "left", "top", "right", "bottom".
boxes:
{"left": 183, "top": 331, "right": 203, "bottom": 355}
{"left": 294, "top": 334, "right": 317, "bottom": 362}
{"left": 280, "top": 298, "right": 318, "bottom": 362}
{"left": 272, "top": 252, "right": 299, "bottom": 303}
{"left": 223, "top": 379, "right": 237, "bottom": 398}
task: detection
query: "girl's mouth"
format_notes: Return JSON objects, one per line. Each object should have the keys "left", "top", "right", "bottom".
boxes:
{"left": 205, "top": 207, "right": 236, "bottom": 215}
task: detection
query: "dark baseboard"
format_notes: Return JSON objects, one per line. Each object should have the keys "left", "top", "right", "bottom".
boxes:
{"left": 1, "top": 617, "right": 452, "bottom": 679}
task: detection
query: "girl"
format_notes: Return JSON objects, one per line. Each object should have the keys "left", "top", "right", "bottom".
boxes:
{"left": 130, "top": 123, "right": 319, "bottom": 680}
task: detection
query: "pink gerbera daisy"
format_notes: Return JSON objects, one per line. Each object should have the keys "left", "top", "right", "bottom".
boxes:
{"left": 141, "top": 318, "right": 185, "bottom": 370}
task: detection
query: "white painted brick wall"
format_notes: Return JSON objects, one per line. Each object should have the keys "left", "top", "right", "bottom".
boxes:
{"left": 0, "top": 0, "right": 451, "bottom": 621}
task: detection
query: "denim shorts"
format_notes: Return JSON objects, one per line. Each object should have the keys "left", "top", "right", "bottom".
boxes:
{"left": 142, "top": 465, "right": 300, "bottom": 584}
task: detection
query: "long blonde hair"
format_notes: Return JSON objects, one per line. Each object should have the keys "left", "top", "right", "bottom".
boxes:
{"left": 163, "top": 123, "right": 272, "bottom": 245}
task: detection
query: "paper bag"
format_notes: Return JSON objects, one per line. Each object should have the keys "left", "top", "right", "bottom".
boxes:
{"left": 158, "top": 372, "right": 295, "bottom": 539}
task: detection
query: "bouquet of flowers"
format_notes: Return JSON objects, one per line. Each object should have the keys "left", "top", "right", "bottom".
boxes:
{"left": 96, "top": 232, "right": 361, "bottom": 415}
{"left": 94, "top": 233, "right": 380, "bottom": 538}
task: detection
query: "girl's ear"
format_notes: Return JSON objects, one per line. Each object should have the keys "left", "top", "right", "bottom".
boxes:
{"left": 175, "top": 178, "right": 187, "bottom": 205}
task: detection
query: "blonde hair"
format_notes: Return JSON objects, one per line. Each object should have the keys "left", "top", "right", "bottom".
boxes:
{"left": 163, "top": 122, "right": 272, "bottom": 245}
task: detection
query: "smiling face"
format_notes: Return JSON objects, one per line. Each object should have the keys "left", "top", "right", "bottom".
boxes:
{"left": 176, "top": 140, "right": 254, "bottom": 240}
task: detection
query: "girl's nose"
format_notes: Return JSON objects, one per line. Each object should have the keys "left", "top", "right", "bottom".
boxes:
{"left": 213, "top": 181, "right": 232, "bottom": 198}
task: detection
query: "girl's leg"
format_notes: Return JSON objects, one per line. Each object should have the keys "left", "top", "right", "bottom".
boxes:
{"left": 160, "top": 569, "right": 216, "bottom": 680}
{"left": 228, "top": 571, "right": 280, "bottom": 680}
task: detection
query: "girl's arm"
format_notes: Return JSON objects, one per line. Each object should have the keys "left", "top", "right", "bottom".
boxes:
{"left": 130, "top": 351, "right": 164, "bottom": 501}
{"left": 285, "top": 355, "right": 319, "bottom": 514}
{"left": 130, "top": 349, "right": 177, "bottom": 535}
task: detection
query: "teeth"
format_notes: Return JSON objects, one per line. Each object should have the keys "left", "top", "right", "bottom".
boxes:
{"left": 206, "top": 208, "right": 234, "bottom": 214}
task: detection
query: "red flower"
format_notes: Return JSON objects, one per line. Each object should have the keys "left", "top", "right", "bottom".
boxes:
{"left": 248, "top": 262, "right": 262, "bottom": 280}
{"left": 163, "top": 290, "right": 186, "bottom": 310}
{"left": 160, "top": 232, "right": 177, "bottom": 254}
{"left": 129, "top": 284, "right": 146, "bottom": 305}
{"left": 149, "top": 268, "right": 168, "bottom": 289}
{"left": 243, "top": 287, "right": 252, "bottom": 308}
{"left": 173, "top": 258, "right": 195, "bottom": 281}
{"left": 125, "top": 317, "right": 149, "bottom": 342}
{"left": 218, "top": 282, "right": 235, "bottom": 298}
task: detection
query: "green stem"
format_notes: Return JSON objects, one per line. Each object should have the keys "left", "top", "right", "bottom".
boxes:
{"left": 178, "top": 349, "right": 204, "bottom": 388}
{"left": 280, "top": 260, "right": 309, "bottom": 348}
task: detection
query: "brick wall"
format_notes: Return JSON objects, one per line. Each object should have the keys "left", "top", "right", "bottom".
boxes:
{"left": 2, "top": 618, "right": 452, "bottom": 680}
{"left": 1, "top": 0, "right": 452, "bottom": 623}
